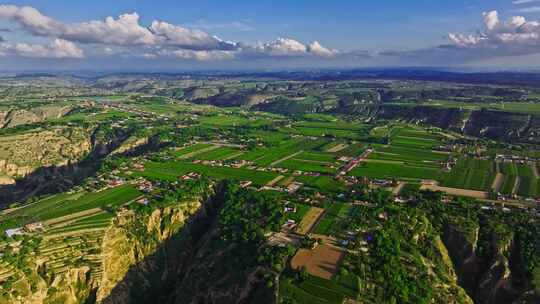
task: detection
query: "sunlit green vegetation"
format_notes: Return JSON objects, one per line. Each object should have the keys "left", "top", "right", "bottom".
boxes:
{"left": 0, "top": 185, "right": 140, "bottom": 233}
{"left": 138, "top": 161, "right": 280, "bottom": 185}
{"left": 442, "top": 158, "right": 495, "bottom": 191}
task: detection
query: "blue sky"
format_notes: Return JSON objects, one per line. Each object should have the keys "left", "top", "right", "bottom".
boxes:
{"left": 0, "top": 0, "right": 539, "bottom": 70}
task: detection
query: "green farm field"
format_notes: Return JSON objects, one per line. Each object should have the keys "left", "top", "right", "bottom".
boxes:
{"left": 138, "top": 161, "right": 280, "bottom": 185}
{"left": 0, "top": 185, "right": 141, "bottom": 232}
{"left": 350, "top": 162, "right": 442, "bottom": 181}
{"left": 198, "top": 115, "right": 272, "bottom": 128}
{"left": 194, "top": 147, "right": 242, "bottom": 161}
{"left": 173, "top": 143, "right": 214, "bottom": 158}
{"left": 442, "top": 158, "right": 496, "bottom": 191}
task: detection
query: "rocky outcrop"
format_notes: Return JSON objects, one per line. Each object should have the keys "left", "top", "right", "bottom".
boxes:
{"left": 0, "top": 125, "right": 137, "bottom": 205}
{"left": 0, "top": 105, "right": 73, "bottom": 129}
{"left": 442, "top": 223, "right": 539, "bottom": 304}
{"left": 371, "top": 105, "right": 540, "bottom": 143}
{"left": 475, "top": 236, "right": 515, "bottom": 304}
{"left": 376, "top": 104, "right": 468, "bottom": 130}
{"left": 0, "top": 126, "right": 93, "bottom": 179}
{"left": 111, "top": 137, "right": 150, "bottom": 155}
{"left": 443, "top": 224, "right": 480, "bottom": 291}
{"left": 96, "top": 201, "right": 202, "bottom": 303}
{"left": 463, "top": 109, "right": 533, "bottom": 142}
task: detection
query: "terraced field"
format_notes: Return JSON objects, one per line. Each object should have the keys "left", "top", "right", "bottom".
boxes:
{"left": 497, "top": 162, "right": 540, "bottom": 197}
{"left": 283, "top": 120, "right": 370, "bottom": 140}
{"left": 351, "top": 127, "right": 447, "bottom": 181}
{"left": 0, "top": 185, "right": 141, "bottom": 233}
{"left": 173, "top": 143, "right": 215, "bottom": 159}
{"left": 194, "top": 147, "right": 242, "bottom": 161}
{"left": 351, "top": 162, "right": 442, "bottom": 181}
{"left": 296, "top": 175, "right": 346, "bottom": 192}
{"left": 199, "top": 115, "right": 273, "bottom": 128}
{"left": 442, "top": 158, "right": 496, "bottom": 191}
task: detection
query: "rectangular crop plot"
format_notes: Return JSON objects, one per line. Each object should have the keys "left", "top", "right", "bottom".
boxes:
{"left": 173, "top": 143, "right": 214, "bottom": 158}
{"left": 313, "top": 203, "right": 352, "bottom": 235}
{"left": 296, "top": 207, "right": 325, "bottom": 235}
{"left": 195, "top": 147, "right": 241, "bottom": 161}
{"left": 391, "top": 136, "right": 441, "bottom": 149}
{"left": 441, "top": 158, "right": 496, "bottom": 191}
{"left": 389, "top": 127, "right": 443, "bottom": 149}
{"left": 286, "top": 121, "right": 369, "bottom": 140}
{"left": 0, "top": 185, "right": 140, "bottom": 232}
{"left": 199, "top": 115, "right": 272, "bottom": 128}
{"left": 350, "top": 162, "right": 442, "bottom": 181}
{"left": 291, "top": 244, "right": 345, "bottom": 280}
{"left": 250, "top": 139, "right": 305, "bottom": 166}
{"left": 372, "top": 146, "right": 448, "bottom": 162}
{"left": 296, "top": 176, "right": 346, "bottom": 192}
{"left": 295, "top": 152, "right": 337, "bottom": 163}
{"left": 517, "top": 177, "right": 540, "bottom": 198}
{"left": 278, "top": 159, "right": 337, "bottom": 174}
{"left": 139, "top": 161, "right": 280, "bottom": 185}
{"left": 500, "top": 175, "right": 517, "bottom": 195}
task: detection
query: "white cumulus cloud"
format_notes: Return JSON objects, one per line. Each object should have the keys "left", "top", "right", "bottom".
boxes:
{"left": 1, "top": 38, "right": 84, "bottom": 58}
{"left": 307, "top": 41, "right": 338, "bottom": 57}
{"left": 0, "top": 5, "right": 341, "bottom": 62}
{"left": 448, "top": 10, "right": 540, "bottom": 51}
{"left": 247, "top": 38, "right": 336, "bottom": 57}
{"left": 149, "top": 21, "right": 237, "bottom": 50}
{"left": 0, "top": 5, "right": 233, "bottom": 50}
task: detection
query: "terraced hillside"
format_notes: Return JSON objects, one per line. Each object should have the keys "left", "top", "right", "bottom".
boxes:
{"left": 0, "top": 183, "right": 208, "bottom": 304}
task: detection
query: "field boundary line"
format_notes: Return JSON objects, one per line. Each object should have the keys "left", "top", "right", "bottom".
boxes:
{"left": 223, "top": 151, "right": 244, "bottom": 160}
{"left": 195, "top": 141, "right": 245, "bottom": 148}
{"left": 364, "top": 159, "right": 404, "bottom": 165}
{"left": 420, "top": 184, "right": 488, "bottom": 199}
{"left": 270, "top": 150, "right": 304, "bottom": 167}
{"left": 394, "top": 135, "right": 440, "bottom": 142}
{"left": 44, "top": 208, "right": 104, "bottom": 226}
{"left": 296, "top": 207, "right": 324, "bottom": 235}
{"left": 43, "top": 227, "right": 107, "bottom": 240}
{"left": 491, "top": 173, "right": 504, "bottom": 193}
{"left": 326, "top": 143, "right": 348, "bottom": 153}
{"left": 292, "top": 158, "right": 334, "bottom": 165}
{"left": 266, "top": 175, "right": 284, "bottom": 186}
{"left": 178, "top": 145, "right": 219, "bottom": 160}
{"left": 512, "top": 177, "right": 521, "bottom": 195}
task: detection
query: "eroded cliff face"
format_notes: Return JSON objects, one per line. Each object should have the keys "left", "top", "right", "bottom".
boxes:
{"left": 166, "top": 226, "right": 274, "bottom": 304}
{"left": 432, "top": 236, "right": 475, "bottom": 304}
{"left": 0, "top": 198, "right": 207, "bottom": 304}
{"left": 0, "top": 126, "right": 136, "bottom": 205}
{"left": 381, "top": 106, "right": 540, "bottom": 143}
{"left": 0, "top": 105, "right": 73, "bottom": 129}
{"left": 96, "top": 201, "right": 202, "bottom": 303}
{"left": 0, "top": 127, "right": 93, "bottom": 180}
{"left": 443, "top": 224, "right": 480, "bottom": 291}
{"left": 341, "top": 103, "right": 540, "bottom": 143}
{"left": 377, "top": 105, "right": 469, "bottom": 131}
{"left": 443, "top": 223, "right": 540, "bottom": 304}
{"left": 111, "top": 137, "right": 150, "bottom": 156}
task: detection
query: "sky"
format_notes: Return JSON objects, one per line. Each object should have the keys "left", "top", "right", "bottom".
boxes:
{"left": 0, "top": 0, "right": 540, "bottom": 71}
